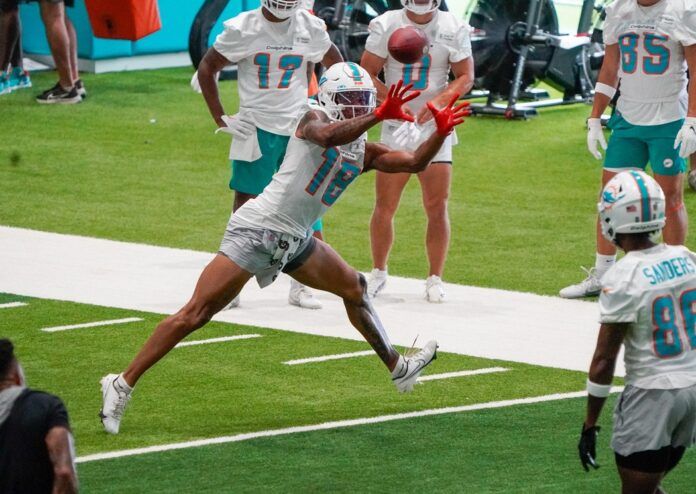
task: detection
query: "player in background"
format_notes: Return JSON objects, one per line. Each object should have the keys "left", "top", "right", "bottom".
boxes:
{"left": 579, "top": 171, "right": 696, "bottom": 493}
{"left": 560, "top": 0, "right": 696, "bottom": 299}
{"left": 0, "top": 1, "right": 31, "bottom": 95}
{"left": 197, "top": 0, "right": 343, "bottom": 309}
{"left": 99, "top": 63, "right": 470, "bottom": 434}
{"left": 360, "top": 0, "right": 474, "bottom": 303}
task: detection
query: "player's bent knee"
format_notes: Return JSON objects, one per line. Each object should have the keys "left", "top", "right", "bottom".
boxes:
{"left": 177, "top": 304, "right": 214, "bottom": 333}
{"left": 342, "top": 272, "right": 368, "bottom": 305}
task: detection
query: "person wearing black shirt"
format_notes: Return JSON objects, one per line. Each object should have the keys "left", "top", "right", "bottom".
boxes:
{"left": 0, "top": 339, "right": 78, "bottom": 493}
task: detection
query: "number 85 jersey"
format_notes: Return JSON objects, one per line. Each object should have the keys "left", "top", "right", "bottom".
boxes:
{"left": 603, "top": 0, "right": 696, "bottom": 125}
{"left": 213, "top": 8, "right": 331, "bottom": 135}
{"left": 600, "top": 244, "right": 696, "bottom": 390}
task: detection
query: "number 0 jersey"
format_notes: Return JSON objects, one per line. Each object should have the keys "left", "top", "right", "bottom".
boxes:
{"left": 213, "top": 8, "right": 331, "bottom": 135}
{"left": 604, "top": 0, "right": 696, "bottom": 125}
{"left": 600, "top": 244, "right": 696, "bottom": 389}
{"left": 232, "top": 107, "right": 366, "bottom": 238}
{"left": 364, "top": 9, "right": 472, "bottom": 113}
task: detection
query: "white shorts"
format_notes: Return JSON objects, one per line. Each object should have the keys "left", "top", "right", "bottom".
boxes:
{"left": 612, "top": 384, "right": 696, "bottom": 457}
{"left": 218, "top": 220, "right": 315, "bottom": 288}
{"left": 380, "top": 119, "right": 458, "bottom": 163}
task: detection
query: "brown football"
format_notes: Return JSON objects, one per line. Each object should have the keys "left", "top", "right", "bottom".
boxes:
{"left": 388, "top": 26, "right": 429, "bottom": 65}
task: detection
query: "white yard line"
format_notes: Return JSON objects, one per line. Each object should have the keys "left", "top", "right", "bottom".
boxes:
{"left": 41, "top": 317, "right": 143, "bottom": 333}
{"left": 418, "top": 367, "right": 509, "bottom": 382}
{"left": 76, "top": 387, "right": 624, "bottom": 464}
{"left": 0, "top": 301, "right": 28, "bottom": 309}
{"left": 284, "top": 350, "right": 375, "bottom": 365}
{"left": 175, "top": 334, "right": 262, "bottom": 348}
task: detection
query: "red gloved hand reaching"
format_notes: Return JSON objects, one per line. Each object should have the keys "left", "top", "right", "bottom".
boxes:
{"left": 374, "top": 80, "right": 421, "bottom": 122}
{"left": 427, "top": 95, "right": 471, "bottom": 136}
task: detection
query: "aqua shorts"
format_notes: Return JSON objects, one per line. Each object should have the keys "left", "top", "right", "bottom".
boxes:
{"left": 604, "top": 114, "right": 686, "bottom": 176}
{"left": 229, "top": 127, "right": 322, "bottom": 232}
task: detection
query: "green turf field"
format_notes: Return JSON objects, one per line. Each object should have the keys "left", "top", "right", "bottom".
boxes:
{"left": 3, "top": 70, "right": 695, "bottom": 296}
{"left": 2, "top": 67, "right": 696, "bottom": 492}
{"left": 1, "top": 292, "right": 693, "bottom": 493}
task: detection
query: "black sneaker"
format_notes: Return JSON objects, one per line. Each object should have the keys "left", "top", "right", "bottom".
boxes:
{"left": 36, "top": 83, "right": 81, "bottom": 104}
{"left": 75, "top": 79, "right": 87, "bottom": 99}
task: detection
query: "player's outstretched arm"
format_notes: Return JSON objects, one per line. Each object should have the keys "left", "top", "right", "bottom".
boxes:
{"left": 299, "top": 81, "right": 419, "bottom": 148}
{"left": 578, "top": 322, "right": 626, "bottom": 472}
{"left": 365, "top": 95, "right": 470, "bottom": 174}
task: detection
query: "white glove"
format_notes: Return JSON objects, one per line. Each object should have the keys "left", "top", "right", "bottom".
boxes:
{"left": 674, "top": 117, "right": 696, "bottom": 159}
{"left": 393, "top": 121, "right": 423, "bottom": 150}
{"left": 587, "top": 118, "right": 607, "bottom": 160}
{"left": 190, "top": 70, "right": 219, "bottom": 94}
{"left": 215, "top": 114, "right": 255, "bottom": 139}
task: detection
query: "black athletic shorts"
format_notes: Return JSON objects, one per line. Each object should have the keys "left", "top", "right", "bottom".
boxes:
{"left": 615, "top": 446, "right": 686, "bottom": 473}
{"left": 0, "top": 0, "right": 74, "bottom": 14}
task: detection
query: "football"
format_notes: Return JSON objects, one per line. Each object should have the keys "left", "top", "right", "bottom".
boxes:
{"left": 387, "top": 26, "right": 429, "bottom": 64}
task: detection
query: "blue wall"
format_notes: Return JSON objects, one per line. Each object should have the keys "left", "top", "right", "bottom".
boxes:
{"left": 20, "top": 0, "right": 260, "bottom": 60}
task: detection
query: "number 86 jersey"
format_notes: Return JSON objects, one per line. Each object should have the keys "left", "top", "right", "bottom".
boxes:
{"left": 600, "top": 244, "right": 696, "bottom": 390}
{"left": 603, "top": 0, "right": 696, "bottom": 125}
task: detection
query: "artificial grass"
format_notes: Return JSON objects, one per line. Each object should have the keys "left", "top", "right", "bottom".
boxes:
{"left": 3, "top": 69, "right": 694, "bottom": 296}
{"left": 0, "top": 293, "right": 588, "bottom": 456}
{"left": 75, "top": 395, "right": 695, "bottom": 493}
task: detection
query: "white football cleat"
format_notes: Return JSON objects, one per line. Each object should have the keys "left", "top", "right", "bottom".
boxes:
{"left": 559, "top": 267, "right": 602, "bottom": 299}
{"left": 425, "top": 275, "right": 446, "bottom": 303}
{"left": 223, "top": 295, "right": 240, "bottom": 310}
{"left": 392, "top": 340, "right": 438, "bottom": 393}
{"left": 288, "top": 280, "right": 322, "bottom": 309}
{"left": 99, "top": 374, "right": 132, "bottom": 434}
{"left": 367, "top": 268, "right": 387, "bottom": 299}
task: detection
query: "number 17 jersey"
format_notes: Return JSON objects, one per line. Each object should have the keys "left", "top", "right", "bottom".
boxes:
{"left": 213, "top": 8, "right": 331, "bottom": 135}
{"left": 600, "top": 244, "right": 696, "bottom": 389}
{"left": 604, "top": 0, "right": 696, "bottom": 125}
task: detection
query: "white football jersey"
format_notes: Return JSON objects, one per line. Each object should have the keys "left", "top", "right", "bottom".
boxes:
{"left": 604, "top": 0, "right": 696, "bottom": 125}
{"left": 232, "top": 108, "right": 367, "bottom": 237}
{"left": 364, "top": 9, "right": 472, "bottom": 112}
{"left": 600, "top": 244, "right": 696, "bottom": 389}
{"left": 213, "top": 8, "right": 331, "bottom": 135}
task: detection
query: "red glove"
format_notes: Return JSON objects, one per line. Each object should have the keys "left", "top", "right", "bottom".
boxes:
{"left": 427, "top": 94, "right": 471, "bottom": 136}
{"left": 374, "top": 80, "right": 421, "bottom": 122}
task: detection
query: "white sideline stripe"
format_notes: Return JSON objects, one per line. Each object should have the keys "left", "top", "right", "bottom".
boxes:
{"left": 418, "top": 367, "right": 509, "bottom": 382}
{"left": 76, "top": 387, "right": 624, "bottom": 464}
{"left": 175, "top": 334, "right": 262, "bottom": 348}
{"left": 0, "top": 302, "right": 28, "bottom": 309}
{"left": 40, "top": 317, "right": 143, "bottom": 333}
{"left": 284, "top": 350, "right": 375, "bottom": 365}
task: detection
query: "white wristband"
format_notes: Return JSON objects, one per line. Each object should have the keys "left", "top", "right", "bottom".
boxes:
{"left": 586, "top": 379, "right": 612, "bottom": 398}
{"left": 594, "top": 82, "right": 616, "bottom": 99}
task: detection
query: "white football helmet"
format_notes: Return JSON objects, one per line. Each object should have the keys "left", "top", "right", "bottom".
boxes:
{"left": 401, "top": 0, "right": 440, "bottom": 14}
{"left": 262, "top": 0, "right": 300, "bottom": 19}
{"left": 598, "top": 170, "right": 666, "bottom": 244}
{"left": 317, "top": 62, "right": 376, "bottom": 120}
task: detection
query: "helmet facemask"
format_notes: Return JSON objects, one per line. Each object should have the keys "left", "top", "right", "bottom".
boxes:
{"left": 401, "top": 0, "right": 440, "bottom": 15}
{"left": 262, "top": 0, "right": 300, "bottom": 20}
{"left": 328, "top": 89, "right": 377, "bottom": 120}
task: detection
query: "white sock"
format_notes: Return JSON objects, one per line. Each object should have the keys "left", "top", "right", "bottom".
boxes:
{"left": 372, "top": 267, "right": 388, "bottom": 279}
{"left": 290, "top": 279, "right": 303, "bottom": 291}
{"left": 390, "top": 355, "right": 406, "bottom": 378}
{"left": 116, "top": 374, "right": 133, "bottom": 392}
{"left": 595, "top": 253, "right": 616, "bottom": 278}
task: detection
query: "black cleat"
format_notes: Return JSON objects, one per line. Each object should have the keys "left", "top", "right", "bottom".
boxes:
{"left": 36, "top": 83, "right": 81, "bottom": 104}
